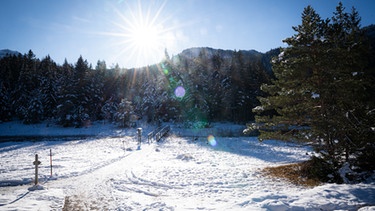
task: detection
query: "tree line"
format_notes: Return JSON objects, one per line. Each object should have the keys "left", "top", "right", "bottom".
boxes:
{"left": 246, "top": 3, "right": 375, "bottom": 183}
{"left": 0, "top": 47, "right": 274, "bottom": 127}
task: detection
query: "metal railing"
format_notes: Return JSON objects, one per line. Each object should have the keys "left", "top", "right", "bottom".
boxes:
{"left": 148, "top": 125, "right": 170, "bottom": 143}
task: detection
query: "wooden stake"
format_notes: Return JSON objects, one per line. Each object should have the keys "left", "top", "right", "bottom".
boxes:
{"left": 33, "top": 154, "right": 41, "bottom": 185}
{"left": 50, "top": 149, "right": 52, "bottom": 177}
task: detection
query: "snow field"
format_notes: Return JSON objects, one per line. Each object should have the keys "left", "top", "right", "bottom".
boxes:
{"left": 0, "top": 124, "right": 374, "bottom": 210}
{"left": 108, "top": 135, "right": 309, "bottom": 210}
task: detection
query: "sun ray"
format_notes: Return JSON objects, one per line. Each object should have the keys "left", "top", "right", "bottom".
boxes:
{"left": 93, "top": 0, "right": 193, "bottom": 68}
{"left": 112, "top": 1, "right": 166, "bottom": 67}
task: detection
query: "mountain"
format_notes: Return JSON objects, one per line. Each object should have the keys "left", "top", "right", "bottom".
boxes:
{"left": 0, "top": 49, "right": 21, "bottom": 58}
{"left": 175, "top": 47, "right": 262, "bottom": 60}
{"left": 171, "top": 47, "right": 278, "bottom": 75}
{"left": 364, "top": 24, "right": 375, "bottom": 38}
{"left": 173, "top": 47, "right": 263, "bottom": 64}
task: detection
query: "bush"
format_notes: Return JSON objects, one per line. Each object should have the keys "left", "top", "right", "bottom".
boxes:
{"left": 299, "top": 156, "right": 341, "bottom": 183}
{"left": 263, "top": 163, "right": 321, "bottom": 187}
{"left": 263, "top": 156, "right": 346, "bottom": 186}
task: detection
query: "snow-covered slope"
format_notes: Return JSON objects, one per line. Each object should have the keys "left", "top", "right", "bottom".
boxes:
{"left": 0, "top": 122, "right": 374, "bottom": 210}
{"left": 174, "top": 47, "right": 262, "bottom": 62}
{"left": 0, "top": 49, "right": 21, "bottom": 58}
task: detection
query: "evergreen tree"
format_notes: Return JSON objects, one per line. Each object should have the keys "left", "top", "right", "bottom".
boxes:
{"left": 249, "top": 3, "right": 375, "bottom": 182}
{"left": 323, "top": 3, "right": 375, "bottom": 173}
{"left": 180, "top": 50, "right": 210, "bottom": 127}
{"left": 86, "top": 61, "right": 105, "bottom": 120}
{"left": 39, "top": 55, "right": 58, "bottom": 119}
{"left": 208, "top": 52, "right": 225, "bottom": 120}
{"left": 101, "top": 98, "right": 118, "bottom": 123}
{"left": 156, "top": 59, "right": 182, "bottom": 122}
{"left": 23, "top": 89, "right": 44, "bottom": 124}
{"left": 139, "top": 77, "right": 167, "bottom": 123}
{"left": 72, "top": 56, "right": 92, "bottom": 126}
{"left": 56, "top": 59, "right": 77, "bottom": 126}
{"left": 252, "top": 5, "right": 327, "bottom": 140}
{"left": 0, "top": 80, "right": 11, "bottom": 121}
{"left": 11, "top": 52, "right": 40, "bottom": 122}
{"left": 55, "top": 56, "right": 92, "bottom": 127}
{"left": 115, "top": 98, "right": 136, "bottom": 127}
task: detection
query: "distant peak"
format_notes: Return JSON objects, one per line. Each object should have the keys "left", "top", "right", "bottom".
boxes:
{"left": 0, "top": 49, "right": 21, "bottom": 58}
{"left": 175, "top": 47, "right": 262, "bottom": 61}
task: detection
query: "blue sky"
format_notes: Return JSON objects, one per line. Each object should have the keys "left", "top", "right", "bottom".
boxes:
{"left": 1, "top": 0, "right": 374, "bottom": 68}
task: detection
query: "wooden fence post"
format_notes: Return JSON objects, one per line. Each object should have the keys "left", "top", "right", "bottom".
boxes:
{"left": 33, "top": 154, "right": 41, "bottom": 185}
{"left": 137, "top": 128, "right": 142, "bottom": 150}
{"left": 50, "top": 149, "right": 52, "bottom": 177}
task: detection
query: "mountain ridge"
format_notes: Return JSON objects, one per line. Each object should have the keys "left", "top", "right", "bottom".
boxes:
{"left": 0, "top": 49, "right": 21, "bottom": 59}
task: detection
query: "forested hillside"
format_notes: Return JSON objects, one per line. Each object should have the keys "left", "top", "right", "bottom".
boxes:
{"left": 0, "top": 47, "right": 277, "bottom": 127}
{"left": 1, "top": 22, "right": 373, "bottom": 130}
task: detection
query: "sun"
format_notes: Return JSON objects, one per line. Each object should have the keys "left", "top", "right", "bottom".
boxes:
{"left": 107, "top": 0, "right": 175, "bottom": 68}
{"left": 130, "top": 23, "right": 161, "bottom": 50}
{"left": 125, "top": 17, "right": 165, "bottom": 63}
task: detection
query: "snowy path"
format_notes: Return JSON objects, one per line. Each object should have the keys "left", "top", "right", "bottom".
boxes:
{"left": 60, "top": 143, "right": 155, "bottom": 210}
{"left": 0, "top": 133, "right": 374, "bottom": 210}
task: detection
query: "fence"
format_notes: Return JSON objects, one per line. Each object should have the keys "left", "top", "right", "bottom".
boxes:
{"left": 147, "top": 125, "right": 170, "bottom": 143}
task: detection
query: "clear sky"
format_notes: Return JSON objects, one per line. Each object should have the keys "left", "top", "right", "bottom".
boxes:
{"left": 1, "top": 0, "right": 374, "bottom": 68}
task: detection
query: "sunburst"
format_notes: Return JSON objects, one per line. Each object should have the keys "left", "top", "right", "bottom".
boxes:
{"left": 107, "top": 0, "right": 176, "bottom": 68}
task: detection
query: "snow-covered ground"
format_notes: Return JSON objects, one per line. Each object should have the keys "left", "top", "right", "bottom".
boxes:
{"left": 0, "top": 121, "right": 374, "bottom": 210}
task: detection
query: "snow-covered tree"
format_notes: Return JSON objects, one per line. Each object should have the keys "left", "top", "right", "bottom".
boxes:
{"left": 55, "top": 59, "right": 75, "bottom": 126}
{"left": 23, "top": 90, "right": 44, "bottom": 124}
{"left": 55, "top": 56, "right": 93, "bottom": 127}
{"left": 39, "top": 55, "right": 58, "bottom": 119}
{"left": 101, "top": 98, "right": 118, "bottom": 123}
{"left": 0, "top": 80, "right": 11, "bottom": 121}
{"left": 115, "top": 98, "right": 137, "bottom": 127}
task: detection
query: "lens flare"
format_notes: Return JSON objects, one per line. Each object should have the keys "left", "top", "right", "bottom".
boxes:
{"left": 207, "top": 135, "right": 217, "bottom": 146}
{"left": 174, "top": 86, "right": 185, "bottom": 98}
{"left": 100, "top": 0, "right": 184, "bottom": 68}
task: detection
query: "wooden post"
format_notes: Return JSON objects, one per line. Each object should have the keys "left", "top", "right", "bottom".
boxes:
{"left": 33, "top": 154, "right": 41, "bottom": 185}
{"left": 137, "top": 128, "right": 142, "bottom": 150}
{"left": 50, "top": 149, "right": 52, "bottom": 177}
{"left": 137, "top": 128, "right": 142, "bottom": 145}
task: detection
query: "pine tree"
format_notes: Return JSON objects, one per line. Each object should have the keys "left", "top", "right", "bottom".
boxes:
{"left": 208, "top": 52, "right": 225, "bottom": 120}
{"left": 55, "top": 56, "right": 92, "bottom": 127}
{"left": 39, "top": 55, "right": 58, "bottom": 119}
{"left": 55, "top": 59, "right": 73, "bottom": 126}
{"left": 323, "top": 3, "right": 375, "bottom": 173}
{"left": 11, "top": 52, "right": 40, "bottom": 122}
{"left": 101, "top": 98, "right": 118, "bottom": 123}
{"left": 249, "top": 3, "right": 375, "bottom": 182}
{"left": 86, "top": 61, "right": 105, "bottom": 120}
{"left": 23, "top": 89, "right": 44, "bottom": 124}
{"left": 252, "top": 5, "right": 326, "bottom": 140}
{"left": 0, "top": 80, "right": 11, "bottom": 121}
{"left": 115, "top": 98, "right": 135, "bottom": 127}
{"left": 181, "top": 49, "right": 210, "bottom": 127}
